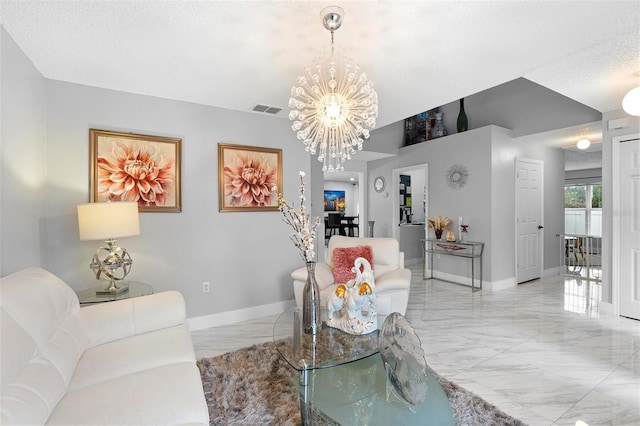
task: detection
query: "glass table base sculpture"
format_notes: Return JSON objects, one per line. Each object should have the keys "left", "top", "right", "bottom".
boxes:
{"left": 379, "top": 312, "right": 429, "bottom": 409}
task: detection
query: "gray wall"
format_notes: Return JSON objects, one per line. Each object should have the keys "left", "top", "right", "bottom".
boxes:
{"left": 369, "top": 126, "right": 495, "bottom": 279}
{"left": 365, "top": 120, "right": 404, "bottom": 156}
{"left": 438, "top": 78, "right": 602, "bottom": 138}
{"left": 43, "top": 81, "right": 309, "bottom": 319}
{"left": 514, "top": 132, "right": 573, "bottom": 272}
{"left": 1, "top": 28, "right": 48, "bottom": 275}
{"left": 2, "top": 28, "right": 313, "bottom": 319}
{"left": 368, "top": 124, "right": 565, "bottom": 286}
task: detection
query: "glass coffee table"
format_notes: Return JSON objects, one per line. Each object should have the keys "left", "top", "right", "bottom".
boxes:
{"left": 273, "top": 307, "right": 379, "bottom": 386}
{"left": 273, "top": 307, "right": 454, "bottom": 425}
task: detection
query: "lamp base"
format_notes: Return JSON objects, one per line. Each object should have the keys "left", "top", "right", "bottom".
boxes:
{"left": 96, "top": 282, "right": 129, "bottom": 295}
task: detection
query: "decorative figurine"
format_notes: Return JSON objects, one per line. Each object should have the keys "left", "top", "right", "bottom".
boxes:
{"left": 326, "top": 257, "right": 378, "bottom": 335}
{"left": 327, "top": 284, "right": 347, "bottom": 320}
{"left": 446, "top": 230, "right": 456, "bottom": 242}
{"left": 460, "top": 225, "right": 469, "bottom": 242}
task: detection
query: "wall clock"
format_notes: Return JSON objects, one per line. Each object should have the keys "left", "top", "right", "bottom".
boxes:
{"left": 374, "top": 176, "right": 386, "bottom": 192}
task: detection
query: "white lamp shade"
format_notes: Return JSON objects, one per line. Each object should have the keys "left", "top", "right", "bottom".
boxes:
{"left": 78, "top": 202, "right": 140, "bottom": 241}
{"left": 622, "top": 86, "right": 640, "bottom": 116}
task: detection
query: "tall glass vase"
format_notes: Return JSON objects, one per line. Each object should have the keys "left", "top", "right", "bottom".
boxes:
{"left": 457, "top": 98, "right": 468, "bottom": 133}
{"left": 303, "top": 261, "right": 321, "bottom": 335}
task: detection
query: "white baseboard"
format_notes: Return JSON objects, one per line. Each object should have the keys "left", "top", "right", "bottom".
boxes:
{"left": 543, "top": 266, "right": 563, "bottom": 277}
{"left": 425, "top": 270, "right": 516, "bottom": 292}
{"left": 426, "top": 270, "right": 472, "bottom": 287}
{"left": 599, "top": 301, "right": 615, "bottom": 317}
{"left": 488, "top": 277, "right": 517, "bottom": 292}
{"left": 187, "top": 299, "right": 296, "bottom": 331}
{"left": 405, "top": 258, "right": 423, "bottom": 267}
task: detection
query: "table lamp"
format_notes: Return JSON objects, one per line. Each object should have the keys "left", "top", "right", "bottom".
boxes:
{"left": 77, "top": 201, "right": 140, "bottom": 294}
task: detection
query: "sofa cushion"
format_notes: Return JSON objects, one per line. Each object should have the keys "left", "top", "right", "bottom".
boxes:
{"left": 47, "top": 363, "right": 208, "bottom": 425}
{"left": 0, "top": 310, "right": 36, "bottom": 400}
{"left": 0, "top": 311, "right": 62, "bottom": 425}
{"left": 332, "top": 245, "right": 373, "bottom": 283}
{"left": 1, "top": 267, "right": 88, "bottom": 425}
{"left": 68, "top": 323, "right": 196, "bottom": 391}
{"left": 80, "top": 291, "right": 187, "bottom": 348}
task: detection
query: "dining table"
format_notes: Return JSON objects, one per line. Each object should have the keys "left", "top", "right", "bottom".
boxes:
{"left": 340, "top": 215, "right": 359, "bottom": 237}
{"left": 325, "top": 215, "right": 359, "bottom": 237}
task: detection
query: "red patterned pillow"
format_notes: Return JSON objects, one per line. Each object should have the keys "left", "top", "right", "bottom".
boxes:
{"left": 332, "top": 245, "right": 374, "bottom": 283}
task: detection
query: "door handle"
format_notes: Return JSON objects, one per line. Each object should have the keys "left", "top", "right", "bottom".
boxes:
{"left": 538, "top": 225, "right": 544, "bottom": 229}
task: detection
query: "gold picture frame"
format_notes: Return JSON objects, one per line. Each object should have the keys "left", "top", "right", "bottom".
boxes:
{"left": 89, "top": 129, "right": 182, "bottom": 212}
{"left": 218, "top": 143, "right": 282, "bottom": 212}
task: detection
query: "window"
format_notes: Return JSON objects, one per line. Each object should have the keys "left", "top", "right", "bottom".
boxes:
{"left": 565, "top": 184, "right": 602, "bottom": 236}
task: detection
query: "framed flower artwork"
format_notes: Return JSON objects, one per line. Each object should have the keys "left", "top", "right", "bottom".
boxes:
{"left": 218, "top": 143, "right": 282, "bottom": 212}
{"left": 89, "top": 129, "right": 182, "bottom": 212}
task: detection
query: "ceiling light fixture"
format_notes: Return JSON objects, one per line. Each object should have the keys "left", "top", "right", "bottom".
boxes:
{"left": 576, "top": 138, "right": 591, "bottom": 150}
{"left": 622, "top": 86, "right": 640, "bottom": 116}
{"left": 576, "top": 127, "right": 592, "bottom": 150}
{"left": 288, "top": 6, "right": 378, "bottom": 172}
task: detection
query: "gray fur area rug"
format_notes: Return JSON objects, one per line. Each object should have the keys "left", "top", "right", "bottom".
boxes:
{"left": 197, "top": 341, "right": 527, "bottom": 426}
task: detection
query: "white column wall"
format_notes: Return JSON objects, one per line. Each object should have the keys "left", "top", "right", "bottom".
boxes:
{"left": 1, "top": 28, "right": 48, "bottom": 275}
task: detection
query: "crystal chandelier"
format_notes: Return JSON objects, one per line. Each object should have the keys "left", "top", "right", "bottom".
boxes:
{"left": 288, "top": 6, "right": 378, "bottom": 172}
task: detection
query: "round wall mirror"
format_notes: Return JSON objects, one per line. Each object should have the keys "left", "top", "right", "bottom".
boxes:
{"left": 374, "top": 176, "right": 386, "bottom": 192}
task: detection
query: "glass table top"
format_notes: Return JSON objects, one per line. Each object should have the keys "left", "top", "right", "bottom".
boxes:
{"left": 76, "top": 281, "right": 153, "bottom": 304}
{"left": 273, "top": 307, "right": 379, "bottom": 373}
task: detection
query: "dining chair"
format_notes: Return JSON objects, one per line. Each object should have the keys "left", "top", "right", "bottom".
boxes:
{"left": 327, "top": 213, "right": 343, "bottom": 237}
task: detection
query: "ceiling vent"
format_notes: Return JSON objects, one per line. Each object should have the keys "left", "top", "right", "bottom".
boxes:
{"left": 252, "top": 104, "right": 282, "bottom": 115}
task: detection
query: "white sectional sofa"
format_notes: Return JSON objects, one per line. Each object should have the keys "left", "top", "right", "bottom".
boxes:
{"left": 1, "top": 267, "right": 209, "bottom": 425}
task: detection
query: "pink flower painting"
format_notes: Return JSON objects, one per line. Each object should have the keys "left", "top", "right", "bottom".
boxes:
{"left": 224, "top": 152, "right": 277, "bottom": 206}
{"left": 91, "top": 130, "right": 181, "bottom": 212}
{"left": 219, "top": 144, "right": 282, "bottom": 211}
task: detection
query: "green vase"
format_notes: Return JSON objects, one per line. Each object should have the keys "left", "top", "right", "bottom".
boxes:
{"left": 457, "top": 98, "right": 468, "bottom": 133}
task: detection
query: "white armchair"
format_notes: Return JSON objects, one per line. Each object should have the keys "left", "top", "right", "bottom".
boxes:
{"left": 291, "top": 236, "right": 412, "bottom": 319}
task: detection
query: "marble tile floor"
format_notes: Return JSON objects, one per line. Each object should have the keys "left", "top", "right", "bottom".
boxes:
{"left": 191, "top": 265, "right": 640, "bottom": 426}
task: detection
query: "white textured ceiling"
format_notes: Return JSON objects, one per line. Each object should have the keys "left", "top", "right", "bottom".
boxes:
{"left": 1, "top": 0, "right": 638, "bottom": 129}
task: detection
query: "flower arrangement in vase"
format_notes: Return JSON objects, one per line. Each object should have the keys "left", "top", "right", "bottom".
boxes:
{"left": 427, "top": 215, "right": 453, "bottom": 240}
{"left": 276, "top": 171, "right": 322, "bottom": 334}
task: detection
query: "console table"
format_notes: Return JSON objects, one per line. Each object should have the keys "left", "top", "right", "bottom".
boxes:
{"left": 422, "top": 239, "right": 485, "bottom": 291}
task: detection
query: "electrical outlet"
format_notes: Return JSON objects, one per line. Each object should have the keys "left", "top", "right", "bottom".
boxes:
{"left": 202, "top": 282, "right": 210, "bottom": 293}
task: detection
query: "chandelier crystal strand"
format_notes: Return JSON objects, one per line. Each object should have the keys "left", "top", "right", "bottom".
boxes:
{"left": 289, "top": 7, "right": 378, "bottom": 172}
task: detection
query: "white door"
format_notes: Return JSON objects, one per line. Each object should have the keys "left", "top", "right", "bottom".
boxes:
{"left": 619, "top": 138, "right": 640, "bottom": 320}
{"left": 516, "top": 158, "right": 544, "bottom": 283}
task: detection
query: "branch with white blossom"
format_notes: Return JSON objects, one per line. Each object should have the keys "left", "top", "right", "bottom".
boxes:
{"left": 276, "top": 171, "right": 321, "bottom": 262}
